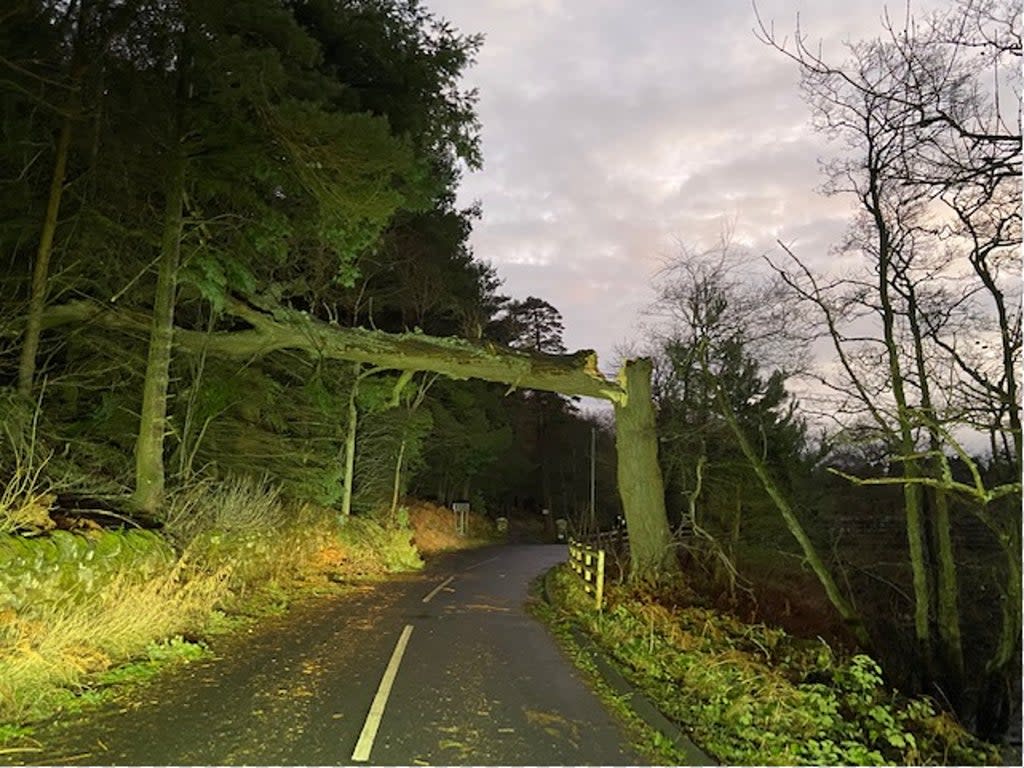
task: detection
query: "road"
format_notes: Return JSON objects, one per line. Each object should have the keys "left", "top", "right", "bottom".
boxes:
{"left": 19, "top": 545, "right": 645, "bottom": 766}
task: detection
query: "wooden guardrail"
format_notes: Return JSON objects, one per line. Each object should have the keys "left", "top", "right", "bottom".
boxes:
{"left": 567, "top": 537, "right": 605, "bottom": 610}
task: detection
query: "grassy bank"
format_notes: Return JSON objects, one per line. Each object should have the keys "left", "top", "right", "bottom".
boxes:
{"left": 541, "top": 565, "right": 1000, "bottom": 766}
{"left": 0, "top": 480, "right": 498, "bottom": 748}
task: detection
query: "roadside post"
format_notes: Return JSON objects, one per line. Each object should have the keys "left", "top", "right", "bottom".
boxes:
{"left": 452, "top": 501, "right": 469, "bottom": 536}
{"left": 567, "top": 537, "right": 606, "bottom": 610}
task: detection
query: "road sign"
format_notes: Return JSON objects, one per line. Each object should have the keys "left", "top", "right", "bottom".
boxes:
{"left": 452, "top": 501, "right": 469, "bottom": 536}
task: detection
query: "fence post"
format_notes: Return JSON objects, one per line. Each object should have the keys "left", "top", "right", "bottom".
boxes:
{"left": 567, "top": 536, "right": 607, "bottom": 611}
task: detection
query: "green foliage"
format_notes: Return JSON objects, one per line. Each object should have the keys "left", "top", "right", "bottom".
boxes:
{"left": 353, "top": 392, "right": 434, "bottom": 515}
{"left": 0, "top": 530, "right": 174, "bottom": 613}
{"left": 177, "top": 357, "right": 349, "bottom": 506}
{"left": 338, "top": 516, "right": 423, "bottom": 574}
{"left": 0, "top": 722, "right": 34, "bottom": 749}
{"left": 413, "top": 379, "right": 515, "bottom": 503}
{"left": 95, "top": 636, "right": 208, "bottom": 687}
{"left": 547, "top": 568, "right": 999, "bottom": 766}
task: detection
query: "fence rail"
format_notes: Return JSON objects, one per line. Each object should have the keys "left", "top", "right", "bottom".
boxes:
{"left": 567, "top": 537, "right": 605, "bottom": 610}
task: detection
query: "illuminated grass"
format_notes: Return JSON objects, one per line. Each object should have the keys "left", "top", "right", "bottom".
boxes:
{"left": 0, "top": 555, "right": 229, "bottom": 724}
{"left": 0, "top": 479, "right": 427, "bottom": 743}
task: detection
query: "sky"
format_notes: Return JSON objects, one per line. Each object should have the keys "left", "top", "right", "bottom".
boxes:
{"left": 423, "top": 0, "right": 944, "bottom": 377}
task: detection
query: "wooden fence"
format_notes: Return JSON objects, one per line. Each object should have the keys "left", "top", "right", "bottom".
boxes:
{"left": 567, "top": 537, "right": 606, "bottom": 610}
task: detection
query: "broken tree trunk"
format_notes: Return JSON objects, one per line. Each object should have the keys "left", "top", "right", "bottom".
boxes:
{"left": 40, "top": 298, "right": 679, "bottom": 582}
{"left": 43, "top": 299, "right": 627, "bottom": 402}
{"left": 614, "top": 358, "right": 680, "bottom": 582}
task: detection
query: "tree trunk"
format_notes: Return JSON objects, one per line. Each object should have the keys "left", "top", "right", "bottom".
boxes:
{"left": 41, "top": 300, "right": 679, "bottom": 584}
{"left": 17, "top": 117, "right": 73, "bottom": 398}
{"left": 931, "top": 489, "right": 965, "bottom": 695}
{"left": 340, "top": 364, "right": 360, "bottom": 521}
{"left": 390, "top": 438, "right": 406, "bottom": 522}
{"left": 716, "top": 383, "right": 873, "bottom": 649}
{"left": 614, "top": 358, "right": 679, "bottom": 582}
{"left": 988, "top": 523, "right": 1022, "bottom": 676}
{"left": 869, "top": 165, "right": 933, "bottom": 681}
{"left": 132, "top": 148, "right": 185, "bottom": 514}
{"left": 904, "top": 278, "right": 965, "bottom": 697}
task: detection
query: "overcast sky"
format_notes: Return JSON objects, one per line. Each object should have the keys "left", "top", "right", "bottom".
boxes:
{"left": 424, "top": 0, "right": 947, "bottom": 376}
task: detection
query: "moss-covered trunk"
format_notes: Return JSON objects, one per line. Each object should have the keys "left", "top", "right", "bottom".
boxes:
{"left": 132, "top": 148, "right": 185, "bottom": 514}
{"left": 614, "top": 358, "right": 678, "bottom": 583}
{"left": 17, "top": 117, "right": 73, "bottom": 398}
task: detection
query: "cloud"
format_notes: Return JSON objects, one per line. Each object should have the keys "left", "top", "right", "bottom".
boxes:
{"left": 425, "top": 0, "right": 944, "bottom": 370}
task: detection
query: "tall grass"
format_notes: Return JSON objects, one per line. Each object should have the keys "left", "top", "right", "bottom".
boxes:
{"left": 0, "top": 555, "right": 230, "bottom": 722}
{"left": 0, "top": 472, "right": 432, "bottom": 731}
{"left": 0, "top": 395, "right": 55, "bottom": 536}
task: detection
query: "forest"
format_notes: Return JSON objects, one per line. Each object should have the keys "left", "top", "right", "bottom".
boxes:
{"left": 0, "top": 0, "right": 1019, "bottom": 763}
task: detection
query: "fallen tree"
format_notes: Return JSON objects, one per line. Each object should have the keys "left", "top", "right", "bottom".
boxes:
{"left": 42, "top": 298, "right": 680, "bottom": 582}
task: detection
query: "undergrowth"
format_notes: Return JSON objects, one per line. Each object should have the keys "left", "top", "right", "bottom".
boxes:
{"left": 545, "top": 566, "right": 1000, "bottom": 766}
{"left": 528, "top": 581, "right": 685, "bottom": 766}
{"left": 0, "top": 474, "right": 428, "bottom": 744}
{"left": 407, "top": 499, "right": 500, "bottom": 554}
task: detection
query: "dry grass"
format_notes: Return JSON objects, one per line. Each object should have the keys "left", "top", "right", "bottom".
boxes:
{"left": 0, "top": 489, "right": 480, "bottom": 731}
{"left": 0, "top": 556, "right": 231, "bottom": 722}
{"left": 407, "top": 500, "right": 496, "bottom": 554}
{"left": 0, "top": 420, "right": 56, "bottom": 536}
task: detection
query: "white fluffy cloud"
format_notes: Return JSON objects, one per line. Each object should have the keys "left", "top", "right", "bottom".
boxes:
{"left": 425, "top": 0, "right": 943, "bottom": 366}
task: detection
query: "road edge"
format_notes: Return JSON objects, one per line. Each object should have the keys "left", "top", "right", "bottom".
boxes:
{"left": 539, "top": 565, "right": 715, "bottom": 766}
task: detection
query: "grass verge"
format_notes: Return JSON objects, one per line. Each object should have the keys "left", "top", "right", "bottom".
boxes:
{"left": 540, "top": 564, "right": 1001, "bottom": 766}
{"left": 528, "top": 575, "right": 692, "bottom": 765}
{"left": 0, "top": 486, "right": 443, "bottom": 751}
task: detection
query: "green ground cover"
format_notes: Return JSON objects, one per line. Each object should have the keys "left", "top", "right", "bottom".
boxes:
{"left": 541, "top": 565, "right": 1000, "bottom": 766}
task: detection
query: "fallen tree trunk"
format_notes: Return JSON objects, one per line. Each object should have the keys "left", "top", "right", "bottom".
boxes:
{"left": 41, "top": 298, "right": 680, "bottom": 581}
{"left": 43, "top": 299, "right": 626, "bottom": 403}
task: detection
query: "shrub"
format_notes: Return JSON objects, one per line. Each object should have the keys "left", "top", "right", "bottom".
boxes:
{"left": 547, "top": 567, "right": 999, "bottom": 766}
{"left": 163, "top": 474, "right": 286, "bottom": 545}
{"left": 336, "top": 516, "right": 423, "bottom": 575}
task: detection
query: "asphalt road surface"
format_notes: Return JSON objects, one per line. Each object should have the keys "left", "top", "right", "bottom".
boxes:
{"left": 19, "top": 545, "right": 646, "bottom": 766}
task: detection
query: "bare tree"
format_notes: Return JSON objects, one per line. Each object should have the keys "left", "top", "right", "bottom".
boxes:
{"left": 648, "top": 241, "right": 872, "bottom": 645}
{"left": 757, "top": 0, "right": 1020, "bottom": 729}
